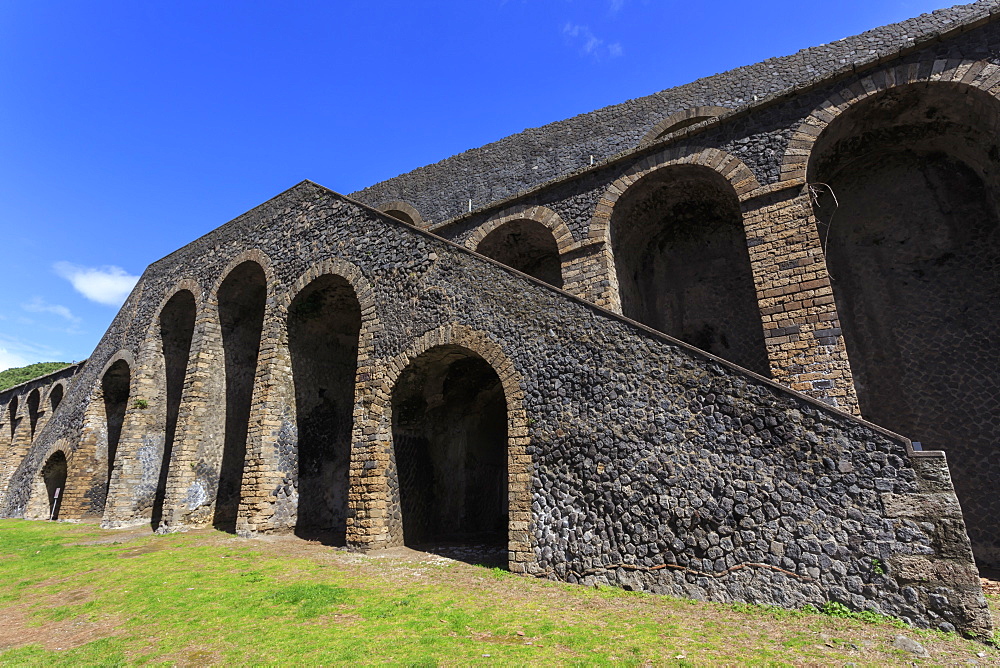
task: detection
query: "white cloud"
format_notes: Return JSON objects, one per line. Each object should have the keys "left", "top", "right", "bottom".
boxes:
{"left": 0, "top": 347, "right": 30, "bottom": 373}
{"left": 54, "top": 262, "right": 140, "bottom": 307}
{"left": 562, "top": 23, "right": 623, "bottom": 60}
{"left": 22, "top": 297, "right": 81, "bottom": 324}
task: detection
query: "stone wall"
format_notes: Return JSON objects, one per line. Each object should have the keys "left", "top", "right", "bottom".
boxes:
{"left": 420, "top": 18, "right": 1000, "bottom": 569}
{"left": 1, "top": 183, "right": 989, "bottom": 634}
{"left": 0, "top": 362, "right": 84, "bottom": 511}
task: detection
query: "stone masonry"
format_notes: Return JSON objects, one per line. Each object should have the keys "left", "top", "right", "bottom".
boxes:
{"left": 2, "top": 2, "right": 997, "bottom": 636}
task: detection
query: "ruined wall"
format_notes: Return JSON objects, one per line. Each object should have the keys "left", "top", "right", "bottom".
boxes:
{"left": 1, "top": 183, "right": 989, "bottom": 634}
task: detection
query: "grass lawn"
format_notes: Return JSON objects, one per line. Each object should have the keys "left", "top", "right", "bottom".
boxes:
{"left": 0, "top": 519, "right": 996, "bottom": 665}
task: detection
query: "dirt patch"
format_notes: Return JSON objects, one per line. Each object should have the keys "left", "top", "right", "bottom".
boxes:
{"left": 0, "top": 588, "right": 121, "bottom": 652}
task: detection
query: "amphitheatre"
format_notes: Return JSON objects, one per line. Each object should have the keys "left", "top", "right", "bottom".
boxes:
{"left": 1, "top": 0, "right": 998, "bottom": 637}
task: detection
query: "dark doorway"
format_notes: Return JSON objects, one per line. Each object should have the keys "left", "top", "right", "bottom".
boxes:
{"left": 610, "top": 164, "right": 769, "bottom": 376}
{"left": 809, "top": 83, "right": 1000, "bottom": 565}
{"left": 151, "top": 290, "right": 197, "bottom": 530}
{"left": 214, "top": 262, "right": 267, "bottom": 533}
{"left": 476, "top": 220, "right": 563, "bottom": 288}
{"left": 391, "top": 345, "right": 508, "bottom": 565}
{"left": 42, "top": 450, "right": 67, "bottom": 520}
{"left": 288, "top": 274, "right": 361, "bottom": 545}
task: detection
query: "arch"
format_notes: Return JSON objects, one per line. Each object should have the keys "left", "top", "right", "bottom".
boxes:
{"left": 281, "top": 258, "right": 379, "bottom": 321}
{"left": 782, "top": 57, "right": 1000, "bottom": 181}
{"left": 47, "top": 382, "right": 65, "bottom": 414}
{"left": 466, "top": 206, "right": 574, "bottom": 289}
{"left": 466, "top": 205, "right": 575, "bottom": 255}
{"left": 286, "top": 272, "right": 362, "bottom": 543}
{"left": 588, "top": 146, "right": 761, "bottom": 245}
{"left": 604, "top": 160, "right": 770, "bottom": 375}
{"left": 805, "top": 77, "right": 1000, "bottom": 566}
{"left": 63, "top": 350, "right": 135, "bottom": 519}
{"left": 150, "top": 286, "right": 198, "bottom": 529}
{"left": 104, "top": 285, "right": 199, "bottom": 529}
{"left": 101, "top": 359, "right": 131, "bottom": 495}
{"left": 7, "top": 395, "right": 17, "bottom": 443}
{"left": 41, "top": 450, "right": 67, "bottom": 520}
{"left": 212, "top": 258, "right": 269, "bottom": 532}
{"left": 377, "top": 201, "right": 425, "bottom": 228}
{"left": 376, "top": 323, "right": 533, "bottom": 571}
{"left": 26, "top": 389, "right": 41, "bottom": 441}
{"left": 640, "top": 106, "right": 731, "bottom": 144}
{"left": 210, "top": 249, "right": 275, "bottom": 298}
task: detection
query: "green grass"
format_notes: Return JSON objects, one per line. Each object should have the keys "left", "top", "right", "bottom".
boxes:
{"left": 0, "top": 362, "right": 71, "bottom": 392}
{"left": 0, "top": 519, "right": 995, "bottom": 665}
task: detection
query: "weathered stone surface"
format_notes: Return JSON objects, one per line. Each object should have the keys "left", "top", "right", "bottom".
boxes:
{"left": 1, "top": 2, "right": 997, "bottom": 638}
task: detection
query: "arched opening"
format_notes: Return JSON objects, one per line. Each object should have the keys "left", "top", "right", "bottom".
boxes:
{"left": 378, "top": 202, "right": 423, "bottom": 227}
{"left": 27, "top": 389, "right": 40, "bottom": 440}
{"left": 652, "top": 116, "right": 713, "bottom": 140}
{"left": 214, "top": 261, "right": 267, "bottom": 533}
{"left": 476, "top": 220, "right": 563, "bottom": 288}
{"left": 42, "top": 450, "right": 67, "bottom": 520}
{"left": 8, "top": 396, "right": 17, "bottom": 443}
{"left": 610, "top": 164, "right": 770, "bottom": 375}
{"left": 385, "top": 209, "right": 415, "bottom": 225}
{"left": 101, "top": 359, "right": 131, "bottom": 497}
{"left": 391, "top": 345, "right": 508, "bottom": 564}
{"left": 641, "top": 107, "right": 729, "bottom": 144}
{"left": 49, "top": 384, "right": 64, "bottom": 414}
{"left": 151, "top": 290, "right": 197, "bottom": 530}
{"left": 809, "top": 82, "right": 1000, "bottom": 565}
{"left": 288, "top": 274, "right": 361, "bottom": 544}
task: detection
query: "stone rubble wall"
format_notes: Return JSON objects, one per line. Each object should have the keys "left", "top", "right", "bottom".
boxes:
{"left": 422, "top": 20, "right": 1000, "bottom": 570}
{"left": 1, "top": 183, "right": 989, "bottom": 634}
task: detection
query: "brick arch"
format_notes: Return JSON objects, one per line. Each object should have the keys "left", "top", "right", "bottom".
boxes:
{"left": 133, "top": 278, "right": 203, "bottom": 377}
{"left": 272, "top": 258, "right": 383, "bottom": 383}
{"left": 781, "top": 58, "right": 1000, "bottom": 181}
{"left": 132, "top": 278, "right": 203, "bottom": 392}
{"left": 96, "top": 350, "right": 137, "bottom": 383}
{"left": 280, "top": 258, "right": 378, "bottom": 320}
{"left": 208, "top": 249, "right": 275, "bottom": 303}
{"left": 465, "top": 205, "right": 576, "bottom": 254}
{"left": 587, "top": 146, "right": 761, "bottom": 244}
{"left": 147, "top": 279, "right": 203, "bottom": 335}
{"left": 640, "top": 105, "right": 731, "bottom": 144}
{"left": 367, "top": 323, "right": 535, "bottom": 572}
{"left": 377, "top": 201, "right": 425, "bottom": 228}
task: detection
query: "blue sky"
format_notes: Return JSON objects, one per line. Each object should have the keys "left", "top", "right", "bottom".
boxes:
{"left": 0, "top": 0, "right": 950, "bottom": 370}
